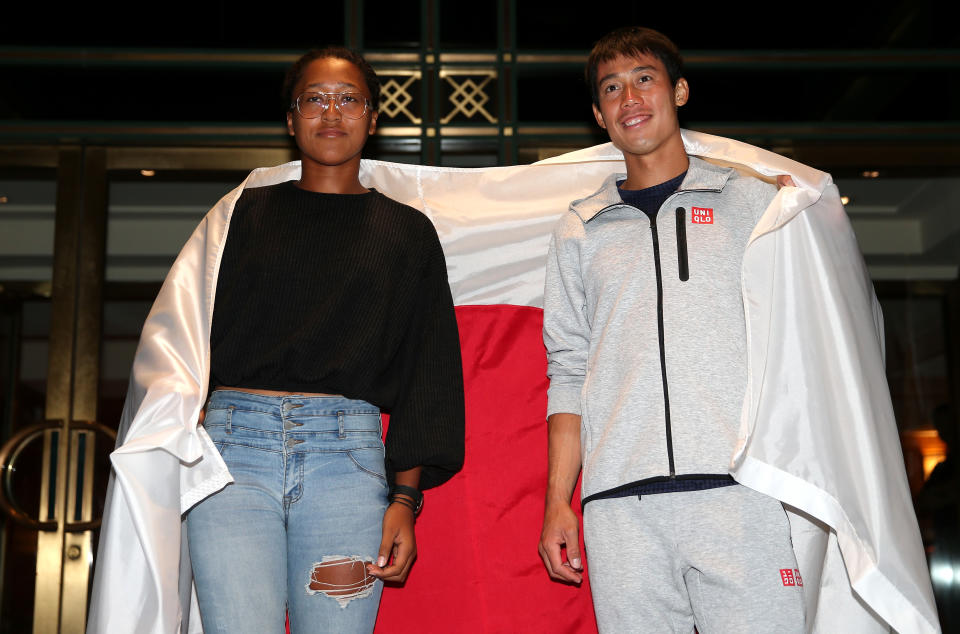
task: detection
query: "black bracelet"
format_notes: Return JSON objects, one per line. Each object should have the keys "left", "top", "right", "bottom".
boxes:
{"left": 390, "top": 484, "right": 423, "bottom": 515}
{"left": 389, "top": 497, "right": 418, "bottom": 513}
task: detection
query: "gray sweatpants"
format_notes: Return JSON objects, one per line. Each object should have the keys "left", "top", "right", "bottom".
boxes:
{"left": 583, "top": 484, "right": 805, "bottom": 633}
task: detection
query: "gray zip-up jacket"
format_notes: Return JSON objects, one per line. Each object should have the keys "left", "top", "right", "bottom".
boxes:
{"left": 544, "top": 156, "right": 776, "bottom": 500}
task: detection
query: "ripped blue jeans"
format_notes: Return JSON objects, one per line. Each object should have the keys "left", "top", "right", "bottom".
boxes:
{"left": 186, "top": 390, "right": 388, "bottom": 634}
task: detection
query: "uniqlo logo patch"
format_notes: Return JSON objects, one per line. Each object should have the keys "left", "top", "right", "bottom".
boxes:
{"left": 780, "top": 569, "right": 795, "bottom": 586}
{"left": 691, "top": 206, "right": 713, "bottom": 224}
{"left": 794, "top": 569, "right": 803, "bottom": 586}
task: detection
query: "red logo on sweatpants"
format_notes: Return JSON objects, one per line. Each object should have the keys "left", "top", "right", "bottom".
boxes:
{"left": 691, "top": 207, "right": 713, "bottom": 224}
{"left": 794, "top": 569, "right": 803, "bottom": 586}
{"left": 780, "top": 569, "right": 795, "bottom": 586}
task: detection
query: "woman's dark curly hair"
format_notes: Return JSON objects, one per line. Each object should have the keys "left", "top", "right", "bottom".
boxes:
{"left": 283, "top": 47, "right": 381, "bottom": 112}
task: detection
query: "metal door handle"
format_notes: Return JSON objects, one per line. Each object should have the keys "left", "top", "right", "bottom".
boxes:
{"left": 0, "top": 420, "right": 116, "bottom": 531}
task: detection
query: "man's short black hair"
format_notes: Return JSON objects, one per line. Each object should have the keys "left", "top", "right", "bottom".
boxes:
{"left": 283, "top": 46, "right": 381, "bottom": 112}
{"left": 586, "top": 27, "right": 684, "bottom": 107}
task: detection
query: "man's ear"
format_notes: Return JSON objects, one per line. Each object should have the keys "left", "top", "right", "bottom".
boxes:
{"left": 368, "top": 110, "right": 378, "bottom": 136}
{"left": 674, "top": 78, "right": 689, "bottom": 107}
{"left": 592, "top": 103, "right": 606, "bottom": 130}
{"left": 286, "top": 111, "right": 295, "bottom": 136}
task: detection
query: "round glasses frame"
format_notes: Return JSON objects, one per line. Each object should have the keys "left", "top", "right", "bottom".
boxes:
{"left": 292, "top": 91, "right": 370, "bottom": 120}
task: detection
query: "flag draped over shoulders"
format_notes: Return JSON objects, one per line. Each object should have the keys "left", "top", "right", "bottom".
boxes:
{"left": 87, "top": 130, "right": 938, "bottom": 634}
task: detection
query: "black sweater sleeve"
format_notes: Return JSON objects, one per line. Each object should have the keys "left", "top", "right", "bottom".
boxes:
{"left": 384, "top": 220, "right": 465, "bottom": 490}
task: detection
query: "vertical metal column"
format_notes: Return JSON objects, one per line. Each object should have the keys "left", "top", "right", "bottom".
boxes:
{"left": 497, "top": 0, "right": 518, "bottom": 165}
{"left": 344, "top": 0, "right": 363, "bottom": 49}
{"left": 421, "top": 0, "right": 439, "bottom": 166}
{"left": 34, "top": 146, "right": 107, "bottom": 634}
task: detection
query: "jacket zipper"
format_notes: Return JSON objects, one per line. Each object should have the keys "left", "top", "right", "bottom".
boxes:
{"left": 648, "top": 219, "right": 676, "bottom": 477}
{"left": 652, "top": 194, "right": 712, "bottom": 477}
{"left": 591, "top": 186, "right": 719, "bottom": 480}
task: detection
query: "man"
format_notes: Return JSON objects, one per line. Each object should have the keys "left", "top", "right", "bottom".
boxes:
{"left": 537, "top": 26, "right": 937, "bottom": 633}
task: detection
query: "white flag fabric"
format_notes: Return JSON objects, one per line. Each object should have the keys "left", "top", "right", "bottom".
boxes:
{"left": 87, "top": 130, "right": 939, "bottom": 634}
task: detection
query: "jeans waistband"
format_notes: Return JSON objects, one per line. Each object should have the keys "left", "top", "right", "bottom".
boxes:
{"left": 208, "top": 390, "right": 381, "bottom": 432}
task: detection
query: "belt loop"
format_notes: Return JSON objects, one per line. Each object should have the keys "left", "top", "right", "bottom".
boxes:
{"left": 338, "top": 411, "right": 345, "bottom": 439}
{"left": 226, "top": 406, "right": 234, "bottom": 434}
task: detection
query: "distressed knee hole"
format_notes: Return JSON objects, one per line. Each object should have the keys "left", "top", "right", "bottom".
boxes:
{"left": 305, "top": 556, "right": 376, "bottom": 608}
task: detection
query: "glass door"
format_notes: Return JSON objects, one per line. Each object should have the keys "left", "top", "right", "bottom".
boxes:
{"left": 0, "top": 149, "right": 111, "bottom": 634}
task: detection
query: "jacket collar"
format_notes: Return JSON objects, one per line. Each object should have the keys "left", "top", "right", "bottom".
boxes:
{"left": 571, "top": 156, "right": 734, "bottom": 223}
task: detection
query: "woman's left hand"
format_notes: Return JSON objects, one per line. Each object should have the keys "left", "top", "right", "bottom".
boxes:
{"left": 366, "top": 503, "right": 417, "bottom": 582}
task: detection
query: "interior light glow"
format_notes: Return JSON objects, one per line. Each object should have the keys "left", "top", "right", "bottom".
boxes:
{"left": 840, "top": 196, "right": 850, "bottom": 205}
{"left": 33, "top": 281, "right": 52, "bottom": 298}
{"left": 861, "top": 170, "right": 880, "bottom": 179}
{"left": 0, "top": 196, "right": 8, "bottom": 203}
{"left": 140, "top": 169, "right": 156, "bottom": 177}
{"left": 923, "top": 453, "right": 947, "bottom": 480}
{"left": 931, "top": 562, "right": 955, "bottom": 586}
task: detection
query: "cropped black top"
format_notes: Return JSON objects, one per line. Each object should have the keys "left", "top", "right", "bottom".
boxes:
{"left": 209, "top": 182, "right": 465, "bottom": 489}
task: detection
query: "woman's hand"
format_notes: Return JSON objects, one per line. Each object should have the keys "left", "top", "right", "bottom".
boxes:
{"left": 365, "top": 503, "right": 417, "bottom": 582}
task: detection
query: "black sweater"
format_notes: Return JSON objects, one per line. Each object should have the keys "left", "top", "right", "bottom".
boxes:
{"left": 209, "top": 182, "right": 465, "bottom": 489}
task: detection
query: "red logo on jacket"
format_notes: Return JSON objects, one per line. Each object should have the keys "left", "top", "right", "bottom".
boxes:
{"left": 691, "top": 207, "right": 713, "bottom": 224}
{"left": 780, "top": 568, "right": 803, "bottom": 586}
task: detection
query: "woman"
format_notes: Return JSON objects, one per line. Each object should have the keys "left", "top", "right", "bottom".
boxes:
{"left": 184, "top": 47, "right": 464, "bottom": 633}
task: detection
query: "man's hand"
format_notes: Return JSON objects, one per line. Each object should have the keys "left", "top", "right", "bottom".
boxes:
{"left": 539, "top": 500, "right": 584, "bottom": 584}
{"left": 776, "top": 174, "right": 796, "bottom": 188}
{"left": 539, "top": 412, "right": 584, "bottom": 584}
{"left": 366, "top": 503, "right": 417, "bottom": 582}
